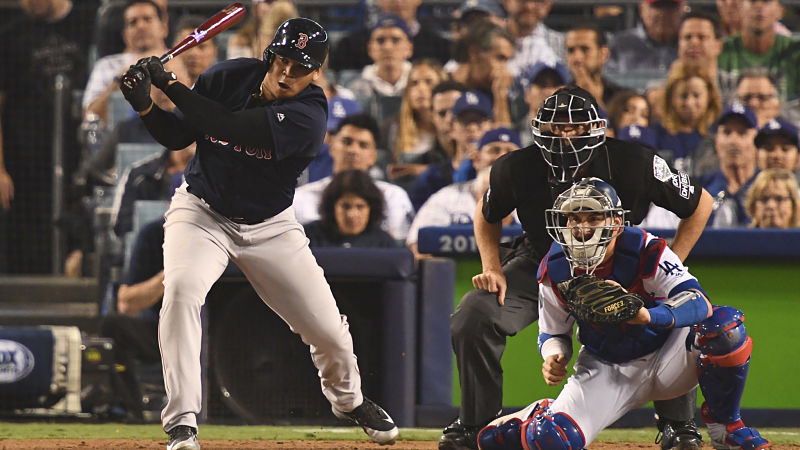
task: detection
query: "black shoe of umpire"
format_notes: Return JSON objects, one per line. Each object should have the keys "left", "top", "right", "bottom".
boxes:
{"left": 655, "top": 418, "right": 703, "bottom": 450}
{"left": 332, "top": 397, "right": 399, "bottom": 445}
{"left": 438, "top": 417, "right": 481, "bottom": 450}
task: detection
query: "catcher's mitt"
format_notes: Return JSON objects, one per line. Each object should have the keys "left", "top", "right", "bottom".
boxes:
{"left": 557, "top": 274, "right": 644, "bottom": 325}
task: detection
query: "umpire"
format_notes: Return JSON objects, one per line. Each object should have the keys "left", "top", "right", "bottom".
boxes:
{"left": 440, "top": 86, "right": 714, "bottom": 450}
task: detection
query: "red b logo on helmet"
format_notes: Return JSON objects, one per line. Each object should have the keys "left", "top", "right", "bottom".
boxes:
{"left": 296, "top": 33, "right": 308, "bottom": 49}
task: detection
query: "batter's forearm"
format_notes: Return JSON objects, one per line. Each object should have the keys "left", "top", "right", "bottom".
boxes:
{"left": 140, "top": 105, "right": 196, "bottom": 150}
{"left": 671, "top": 188, "right": 712, "bottom": 262}
{"left": 164, "top": 82, "right": 272, "bottom": 147}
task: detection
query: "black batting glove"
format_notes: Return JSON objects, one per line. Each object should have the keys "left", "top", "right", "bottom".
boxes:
{"left": 144, "top": 56, "right": 177, "bottom": 90}
{"left": 119, "top": 63, "right": 152, "bottom": 112}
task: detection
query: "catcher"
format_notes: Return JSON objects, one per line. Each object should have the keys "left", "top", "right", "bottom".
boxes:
{"left": 477, "top": 178, "right": 770, "bottom": 450}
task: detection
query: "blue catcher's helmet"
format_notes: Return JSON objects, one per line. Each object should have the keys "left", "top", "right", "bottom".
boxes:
{"left": 264, "top": 18, "right": 328, "bottom": 70}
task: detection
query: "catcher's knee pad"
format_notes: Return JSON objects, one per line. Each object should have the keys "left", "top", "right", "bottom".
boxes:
{"left": 478, "top": 399, "right": 554, "bottom": 450}
{"left": 695, "top": 306, "right": 754, "bottom": 425}
{"left": 694, "top": 305, "right": 750, "bottom": 361}
{"left": 523, "top": 410, "right": 585, "bottom": 450}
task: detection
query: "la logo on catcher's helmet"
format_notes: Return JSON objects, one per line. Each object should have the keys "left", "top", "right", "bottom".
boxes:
{"left": 546, "top": 177, "right": 628, "bottom": 274}
{"left": 264, "top": 17, "right": 329, "bottom": 70}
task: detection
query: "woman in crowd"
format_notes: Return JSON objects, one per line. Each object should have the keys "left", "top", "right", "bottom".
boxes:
{"left": 386, "top": 59, "right": 448, "bottom": 162}
{"left": 745, "top": 169, "right": 800, "bottom": 228}
{"left": 226, "top": 0, "right": 297, "bottom": 59}
{"left": 385, "top": 60, "right": 448, "bottom": 190}
{"left": 605, "top": 90, "right": 651, "bottom": 138}
{"left": 653, "top": 61, "right": 721, "bottom": 176}
{"left": 304, "top": 170, "right": 398, "bottom": 248}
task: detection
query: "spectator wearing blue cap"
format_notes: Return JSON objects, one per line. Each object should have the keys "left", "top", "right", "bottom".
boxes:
{"left": 474, "top": 127, "right": 522, "bottom": 171}
{"left": 302, "top": 97, "right": 363, "bottom": 185}
{"left": 330, "top": 0, "right": 451, "bottom": 72}
{"left": 755, "top": 118, "right": 799, "bottom": 172}
{"left": 700, "top": 102, "right": 760, "bottom": 227}
{"left": 451, "top": 91, "right": 496, "bottom": 182}
{"left": 454, "top": 126, "right": 522, "bottom": 182}
{"left": 520, "top": 61, "right": 568, "bottom": 146}
{"left": 348, "top": 14, "right": 414, "bottom": 153}
{"left": 409, "top": 90, "right": 495, "bottom": 209}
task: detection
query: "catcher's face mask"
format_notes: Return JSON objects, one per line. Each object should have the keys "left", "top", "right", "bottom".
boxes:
{"left": 532, "top": 91, "right": 607, "bottom": 183}
{"left": 546, "top": 178, "right": 626, "bottom": 275}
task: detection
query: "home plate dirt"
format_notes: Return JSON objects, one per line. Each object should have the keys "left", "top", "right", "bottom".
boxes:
{"left": 13, "top": 439, "right": 798, "bottom": 449}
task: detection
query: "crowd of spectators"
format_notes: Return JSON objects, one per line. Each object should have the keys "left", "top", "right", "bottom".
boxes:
{"left": 1, "top": 0, "right": 799, "bottom": 278}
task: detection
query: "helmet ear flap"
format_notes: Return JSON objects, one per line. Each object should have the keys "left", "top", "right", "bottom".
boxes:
{"left": 263, "top": 48, "right": 275, "bottom": 70}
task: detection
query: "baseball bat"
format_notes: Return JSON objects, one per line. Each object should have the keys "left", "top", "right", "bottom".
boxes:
{"left": 122, "top": 2, "right": 246, "bottom": 89}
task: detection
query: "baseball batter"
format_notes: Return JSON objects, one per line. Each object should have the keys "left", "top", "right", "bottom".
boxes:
{"left": 119, "top": 18, "right": 399, "bottom": 450}
{"left": 477, "top": 178, "right": 770, "bottom": 450}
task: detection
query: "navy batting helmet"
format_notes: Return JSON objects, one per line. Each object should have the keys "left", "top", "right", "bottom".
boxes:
{"left": 264, "top": 18, "right": 328, "bottom": 70}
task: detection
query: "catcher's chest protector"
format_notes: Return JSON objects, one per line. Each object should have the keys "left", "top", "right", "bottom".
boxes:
{"left": 538, "top": 227, "right": 666, "bottom": 304}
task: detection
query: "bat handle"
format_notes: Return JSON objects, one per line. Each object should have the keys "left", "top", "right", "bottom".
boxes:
{"left": 121, "top": 54, "right": 172, "bottom": 89}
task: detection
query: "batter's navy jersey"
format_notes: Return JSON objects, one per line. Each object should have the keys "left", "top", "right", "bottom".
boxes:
{"left": 482, "top": 138, "right": 703, "bottom": 258}
{"left": 182, "top": 58, "right": 327, "bottom": 221}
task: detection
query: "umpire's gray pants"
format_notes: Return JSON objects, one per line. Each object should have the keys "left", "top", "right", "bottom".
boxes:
{"left": 449, "top": 247, "right": 697, "bottom": 427}
{"left": 450, "top": 249, "right": 540, "bottom": 426}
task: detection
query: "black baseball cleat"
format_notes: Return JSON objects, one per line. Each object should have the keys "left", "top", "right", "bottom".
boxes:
{"left": 438, "top": 418, "right": 481, "bottom": 450}
{"left": 333, "top": 397, "right": 399, "bottom": 445}
{"left": 166, "top": 425, "right": 200, "bottom": 450}
{"left": 655, "top": 418, "right": 703, "bottom": 450}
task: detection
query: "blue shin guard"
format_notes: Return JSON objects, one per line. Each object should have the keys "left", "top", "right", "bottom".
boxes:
{"left": 478, "top": 400, "right": 584, "bottom": 450}
{"left": 694, "top": 305, "right": 752, "bottom": 424}
{"left": 524, "top": 411, "right": 585, "bottom": 450}
{"left": 478, "top": 418, "right": 525, "bottom": 450}
{"left": 695, "top": 306, "right": 770, "bottom": 448}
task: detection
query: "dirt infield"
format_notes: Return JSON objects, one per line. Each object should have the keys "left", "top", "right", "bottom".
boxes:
{"left": 0, "top": 439, "right": 680, "bottom": 450}
{"left": 0, "top": 440, "right": 759, "bottom": 449}
{"left": 2, "top": 441, "right": 800, "bottom": 449}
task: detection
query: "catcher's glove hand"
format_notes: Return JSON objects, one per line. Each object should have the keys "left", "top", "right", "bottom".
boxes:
{"left": 557, "top": 274, "right": 644, "bottom": 325}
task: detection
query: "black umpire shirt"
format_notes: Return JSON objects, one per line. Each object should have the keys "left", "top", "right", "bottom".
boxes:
{"left": 482, "top": 137, "right": 702, "bottom": 259}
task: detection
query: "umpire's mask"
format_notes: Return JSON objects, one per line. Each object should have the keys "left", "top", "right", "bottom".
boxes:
{"left": 532, "top": 86, "right": 607, "bottom": 183}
